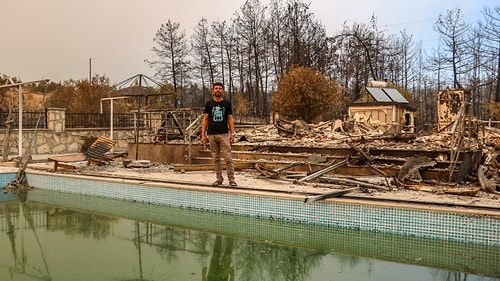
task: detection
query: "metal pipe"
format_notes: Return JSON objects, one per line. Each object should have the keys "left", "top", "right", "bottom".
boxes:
{"left": 18, "top": 85, "right": 23, "bottom": 157}
{"left": 0, "top": 79, "right": 49, "bottom": 157}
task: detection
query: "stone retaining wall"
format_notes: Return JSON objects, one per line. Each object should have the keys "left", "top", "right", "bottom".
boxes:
{"left": 1, "top": 108, "right": 137, "bottom": 157}
{"left": 0, "top": 128, "right": 135, "bottom": 156}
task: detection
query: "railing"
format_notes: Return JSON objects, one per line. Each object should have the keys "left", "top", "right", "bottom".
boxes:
{"left": 0, "top": 210, "right": 48, "bottom": 231}
{"left": 234, "top": 114, "right": 270, "bottom": 125}
{"left": 0, "top": 111, "right": 47, "bottom": 129}
{"left": 0, "top": 110, "right": 269, "bottom": 130}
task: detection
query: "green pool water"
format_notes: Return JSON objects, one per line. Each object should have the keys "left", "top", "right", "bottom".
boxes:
{"left": 0, "top": 189, "right": 498, "bottom": 281}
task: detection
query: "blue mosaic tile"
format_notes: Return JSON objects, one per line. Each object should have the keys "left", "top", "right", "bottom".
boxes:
{"left": 19, "top": 172, "right": 500, "bottom": 246}
{"left": 0, "top": 172, "right": 16, "bottom": 186}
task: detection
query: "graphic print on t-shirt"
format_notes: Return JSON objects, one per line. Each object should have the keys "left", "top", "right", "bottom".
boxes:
{"left": 212, "top": 105, "right": 225, "bottom": 122}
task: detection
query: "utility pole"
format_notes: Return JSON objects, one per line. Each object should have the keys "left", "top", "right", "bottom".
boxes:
{"left": 89, "top": 57, "right": 92, "bottom": 82}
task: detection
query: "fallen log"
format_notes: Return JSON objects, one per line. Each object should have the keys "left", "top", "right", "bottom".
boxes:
{"left": 477, "top": 165, "right": 498, "bottom": 193}
{"left": 398, "top": 155, "right": 437, "bottom": 182}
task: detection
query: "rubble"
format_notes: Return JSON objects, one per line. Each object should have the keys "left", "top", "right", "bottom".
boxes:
{"left": 235, "top": 117, "right": 500, "bottom": 200}
{"left": 20, "top": 116, "right": 499, "bottom": 206}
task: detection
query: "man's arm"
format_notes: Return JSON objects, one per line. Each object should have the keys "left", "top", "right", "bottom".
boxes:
{"left": 228, "top": 114, "right": 235, "bottom": 143}
{"left": 201, "top": 113, "right": 209, "bottom": 144}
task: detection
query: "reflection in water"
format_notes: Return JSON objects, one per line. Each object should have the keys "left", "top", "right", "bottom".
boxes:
{"left": 19, "top": 202, "right": 52, "bottom": 280}
{"left": 0, "top": 190, "right": 498, "bottom": 281}
{"left": 234, "top": 240, "right": 326, "bottom": 281}
{"left": 57, "top": 207, "right": 113, "bottom": 239}
{"left": 118, "top": 222, "right": 154, "bottom": 281}
{"left": 202, "top": 235, "right": 234, "bottom": 281}
{"left": 2, "top": 197, "right": 52, "bottom": 280}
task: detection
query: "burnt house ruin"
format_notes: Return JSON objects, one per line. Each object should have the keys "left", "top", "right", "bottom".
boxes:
{"left": 348, "top": 81, "right": 416, "bottom": 133}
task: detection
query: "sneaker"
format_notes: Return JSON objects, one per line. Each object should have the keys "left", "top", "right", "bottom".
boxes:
{"left": 229, "top": 181, "right": 238, "bottom": 187}
{"left": 212, "top": 181, "right": 223, "bottom": 187}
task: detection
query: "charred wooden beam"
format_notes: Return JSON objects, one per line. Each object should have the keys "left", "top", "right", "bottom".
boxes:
{"left": 347, "top": 140, "right": 374, "bottom": 162}
{"left": 296, "top": 160, "right": 348, "bottom": 183}
{"left": 255, "top": 161, "right": 304, "bottom": 178}
{"left": 304, "top": 187, "right": 359, "bottom": 204}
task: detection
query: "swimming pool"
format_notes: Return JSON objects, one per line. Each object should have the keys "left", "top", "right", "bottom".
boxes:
{"left": 0, "top": 189, "right": 498, "bottom": 280}
{"left": 4, "top": 170, "right": 498, "bottom": 247}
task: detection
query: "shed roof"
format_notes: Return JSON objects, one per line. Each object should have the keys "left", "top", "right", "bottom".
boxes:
{"left": 366, "top": 87, "right": 409, "bottom": 104}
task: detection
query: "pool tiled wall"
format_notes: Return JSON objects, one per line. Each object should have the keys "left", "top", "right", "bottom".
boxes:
{"left": 27, "top": 189, "right": 500, "bottom": 278}
{"left": 7, "top": 172, "right": 500, "bottom": 246}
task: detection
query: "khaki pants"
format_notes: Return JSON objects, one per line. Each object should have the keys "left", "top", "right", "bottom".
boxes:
{"left": 207, "top": 134, "right": 235, "bottom": 183}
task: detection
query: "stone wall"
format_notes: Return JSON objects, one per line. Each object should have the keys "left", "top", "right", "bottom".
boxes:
{"left": 1, "top": 108, "right": 136, "bottom": 158}
{"left": 0, "top": 128, "right": 135, "bottom": 157}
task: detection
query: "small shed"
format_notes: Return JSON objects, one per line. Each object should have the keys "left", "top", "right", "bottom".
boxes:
{"left": 348, "top": 81, "right": 416, "bottom": 133}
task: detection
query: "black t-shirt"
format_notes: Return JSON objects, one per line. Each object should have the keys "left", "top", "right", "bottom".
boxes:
{"left": 204, "top": 99, "right": 233, "bottom": 135}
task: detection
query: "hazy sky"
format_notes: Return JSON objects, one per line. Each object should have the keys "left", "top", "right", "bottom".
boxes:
{"left": 1, "top": 0, "right": 497, "bottom": 84}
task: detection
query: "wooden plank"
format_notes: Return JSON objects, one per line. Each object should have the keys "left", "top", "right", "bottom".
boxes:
{"left": 48, "top": 153, "right": 87, "bottom": 172}
{"left": 191, "top": 157, "right": 456, "bottom": 181}
{"left": 52, "top": 162, "right": 78, "bottom": 171}
{"left": 48, "top": 154, "right": 87, "bottom": 162}
{"left": 47, "top": 136, "right": 116, "bottom": 172}
{"left": 314, "top": 176, "right": 391, "bottom": 191}
{"left": 274, "top": 161, "right": 304, "bottom": 172}
{"left": 85, "top": 136, "right": 116, "bottom": 159}
{"left": 174, "top": 162, "right": 255, "bottom": 172}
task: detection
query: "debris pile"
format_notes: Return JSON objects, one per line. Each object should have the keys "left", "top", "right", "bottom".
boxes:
{"left": 236, "top": 118, "right": 500, "bottom": 198}
{"left": 239, "top": 118, "right": 433, "bottom": 148}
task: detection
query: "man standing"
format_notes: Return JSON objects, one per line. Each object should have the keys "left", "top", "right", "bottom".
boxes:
{"left": 201, "top": 82, "right": 237, "bottom": 187}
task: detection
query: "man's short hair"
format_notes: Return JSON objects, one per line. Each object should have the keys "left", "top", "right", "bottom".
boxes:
{"left": 213, "top": 81, "right": 224, "bottom": 89}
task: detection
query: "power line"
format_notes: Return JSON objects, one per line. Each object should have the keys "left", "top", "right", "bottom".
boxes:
{"left": 382, "top": 10, "right": 484, "bottom": 28}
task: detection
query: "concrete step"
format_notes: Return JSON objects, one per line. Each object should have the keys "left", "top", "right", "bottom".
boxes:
{"left": 197, "top": 150, "right": 454, "bottom": 169}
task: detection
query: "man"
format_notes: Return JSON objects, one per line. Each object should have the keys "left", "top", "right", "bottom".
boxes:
{"left": 201, "top": 82, "right": 237, "bottom": 187}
